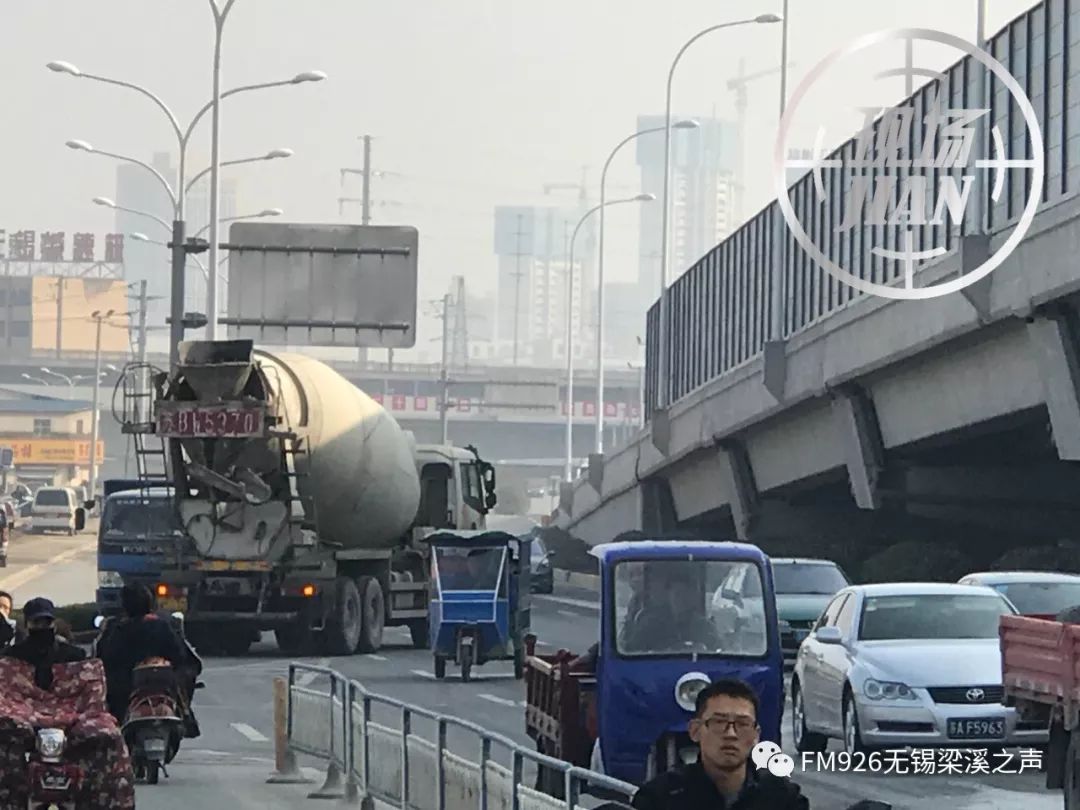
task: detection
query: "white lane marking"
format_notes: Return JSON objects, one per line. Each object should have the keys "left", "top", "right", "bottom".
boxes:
{"left": 412, "top": 669, "right": 436, "bottom": 680}
{"left": 478, "top": 693, "right": 518, "bottom": 708}
{"left": 297, "top": 672, "right": 318, "bottom": 687}
{"left": 0, "top": 538, "right": 96, "bottom": 590}
{"left": 364, "top": 654, "right": 388, "bottom": 662}
{"left": 535, "top": 595, "right": 599, "bottom": 611}
{"left": 557, "top": 609, "right": 578, "bottom": 618}
{"left": 231, "top": 722, "right": 269, "bottom": 743}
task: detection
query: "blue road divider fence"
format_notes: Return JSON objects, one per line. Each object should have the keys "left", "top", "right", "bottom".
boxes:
{"left": 269, "top": 663, "right": 637, "bottom": 810}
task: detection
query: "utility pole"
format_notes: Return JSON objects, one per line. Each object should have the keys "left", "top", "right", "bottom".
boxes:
{"left": 439, "top": 293, "right": 451, "bottom": 444}
{"left": 55, "top": 278, "right": 64, "bottom": 359}
{"left": 137, "top": 280, "right": 148, "bottom": 369}
{"left": 88, "top": 309, "right": 114, "bottom": 505}
{"left": 361, "top": 135, "right": 372, "bottom": 225}
{"left": 511, "top": 213, "right": 526, "bottom": 366}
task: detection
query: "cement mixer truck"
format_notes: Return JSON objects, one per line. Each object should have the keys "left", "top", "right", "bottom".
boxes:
{"left": 117, "top": 339, "right": 497, "bottom": 656}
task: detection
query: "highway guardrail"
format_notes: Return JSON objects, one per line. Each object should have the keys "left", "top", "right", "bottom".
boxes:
{"left": 269, "top": 663, "right": 636, "bottom": 809}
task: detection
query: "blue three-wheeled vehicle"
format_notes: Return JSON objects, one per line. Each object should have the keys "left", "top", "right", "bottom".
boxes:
{"left": 427, "top": 530, "right": 532, "bottom": 681}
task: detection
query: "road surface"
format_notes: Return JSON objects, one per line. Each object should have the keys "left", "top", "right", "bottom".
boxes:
{"left": 7, "top": 536, "right": 1056, "bottom": 809}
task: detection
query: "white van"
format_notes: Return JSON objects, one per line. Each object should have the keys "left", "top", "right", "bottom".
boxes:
{"left": 31, "top": 487, "right": 79, "bottom": 535}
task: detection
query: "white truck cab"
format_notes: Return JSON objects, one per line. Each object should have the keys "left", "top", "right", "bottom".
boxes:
{"left": 414, "top": 444, "right": 496, "bottom": 532}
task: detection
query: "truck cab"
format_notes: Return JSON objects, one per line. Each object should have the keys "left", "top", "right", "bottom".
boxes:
{"left": 414, "top": 444, "right": 496, "bottom": 533}
{"left": 96, "top": 484, "right": 181, "bottom": 615}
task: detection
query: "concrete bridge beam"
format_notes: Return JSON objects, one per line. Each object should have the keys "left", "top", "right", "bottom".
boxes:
{"left": 1027, "top": 307, "right": 1080, "bottom": 461}
{"left": 831, "top": 386, "right": 885, "bottom": 510}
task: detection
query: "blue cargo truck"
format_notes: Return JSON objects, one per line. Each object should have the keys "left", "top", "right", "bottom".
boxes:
{"left": 95, "top": 479, "right": 181, "bottom": 615}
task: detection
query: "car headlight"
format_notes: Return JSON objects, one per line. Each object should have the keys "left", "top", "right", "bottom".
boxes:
{"left": 98, "top": 571, "right": 124, "bottom": 588}
{"left": 863, "top": 678, "right": 917, "bottom": 701}
{"left": 36, "top": 728, "right": 66, "bottom": 759}
{"left": 675, "top": 671, "right": 711, "bottom": 712}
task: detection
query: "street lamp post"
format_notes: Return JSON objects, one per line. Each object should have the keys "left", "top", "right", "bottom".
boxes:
{"left": 40, "top": 367, "right": 74, "bottom": 386}
{"left": 595, "top": 119, "right": 699, "bottom": 455}
{"left": 88, "top": 309, "right": 115, "bottom": 503}
{"left": 565, "top": 194, "right": 654, "bottom": 482}
{"left": 655, "top": 14, "right": 782, "bottom": 412}
{"left": 207, "top": 0, "right": 239, "bottom": 343}
{"left": 21, "top": 374, "right": 50, "bottom": 386}
{"left": 49, "top": 58, "right": 324, "bottom": 367}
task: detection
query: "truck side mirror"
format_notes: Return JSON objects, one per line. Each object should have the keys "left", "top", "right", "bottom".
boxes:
{"left": 74, "top": 508, "right": 86, "bottom": 532}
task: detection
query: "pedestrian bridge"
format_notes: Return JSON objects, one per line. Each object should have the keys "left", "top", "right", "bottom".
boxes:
{"left": 554, "top": 0, "right": 1080, "bottom": 577}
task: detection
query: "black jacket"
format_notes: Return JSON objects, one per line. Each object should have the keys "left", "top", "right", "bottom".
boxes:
{"left": 0, "top": 619, "right": 25, "bottom": 648}
{"left": 3, "top": 634, "right": 87, "bottom": 690}
{"left": 98, "top": 614, "right": 189, "bottom": 719}
{"left": 631, "top": 761, "right": 809, "bottom": 810}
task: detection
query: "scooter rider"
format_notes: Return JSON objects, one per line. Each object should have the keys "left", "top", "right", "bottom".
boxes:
{"left": 2, "top": 597, "right": 86, "bottom": 689}
{"left": 97, "top": 584, "right": 200, "bottom": 735}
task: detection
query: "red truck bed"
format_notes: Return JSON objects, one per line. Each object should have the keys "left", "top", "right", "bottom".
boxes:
{"left": 1001, "top": 613, "right": 1080, "bottom": 711}
{"left": 522, "top": 638, "right": 596, "bottom": 770}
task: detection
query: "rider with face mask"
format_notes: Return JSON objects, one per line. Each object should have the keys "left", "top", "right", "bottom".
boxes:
{"left": 2, "top": 597, "right": 86, "bottom": 689}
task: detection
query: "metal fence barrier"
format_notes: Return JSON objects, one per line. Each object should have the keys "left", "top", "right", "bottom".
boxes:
{"left": 268, "top": 663, "right": 638, "bottom": 810}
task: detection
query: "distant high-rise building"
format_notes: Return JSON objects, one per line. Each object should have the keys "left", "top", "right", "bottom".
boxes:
{"left": 492, "top": 205, "right": 592, "bottom": 366}
{"left": 115, "top": 154, "right": 239, "bottom": 338}
{"left": 115, "top": 152, "right": 175, "bottom": 346}
{"left": 635, "top": 115, "right": 739, "bottom": 292}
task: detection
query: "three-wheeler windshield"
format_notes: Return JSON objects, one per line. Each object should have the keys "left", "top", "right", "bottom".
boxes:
{"left": 614, "top": 559, "right": 769, "bottom": 657}
{"left": 434, "top": 546, "right": 506, "bottom": 593}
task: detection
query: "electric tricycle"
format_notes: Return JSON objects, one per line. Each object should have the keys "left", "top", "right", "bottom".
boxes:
{"left": 428, "top": 530, "right": 532, "bottom": 681}
{"left": 524, "top": 539, "right": 784, "bottom": 792}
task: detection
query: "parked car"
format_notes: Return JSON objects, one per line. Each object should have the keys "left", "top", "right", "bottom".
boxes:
{"left": 790, "top": 582, "right": 1047, "bottom": 755}
{"left": 529, "top": 532, "right": 554, "bottom": 594}
{"left": 30, "top": 486, "right": 79, "bottom": 535}
{"left": 958, "top": 570, "right": 1080, "bottom": 619}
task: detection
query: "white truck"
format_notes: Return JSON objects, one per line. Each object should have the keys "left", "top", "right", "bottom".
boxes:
{"left": 120, "top": 339, "right": 496, "bottom": 656}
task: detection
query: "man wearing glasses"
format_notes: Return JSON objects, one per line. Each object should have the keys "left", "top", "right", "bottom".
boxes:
{"left": 631, "top": 678, "right": 808, "bottom": 810}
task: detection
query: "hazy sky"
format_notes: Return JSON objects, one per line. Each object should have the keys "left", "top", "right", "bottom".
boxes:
{"left": 2, "top": 1, "right": 1036, "bottom": 362}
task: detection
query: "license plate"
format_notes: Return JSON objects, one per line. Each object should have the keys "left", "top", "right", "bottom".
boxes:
{"left": 946, "top": 717, "right": 1005, "bottom": 739}
{"left": 158, "top": 596, "right": 187, "bottom": 613}
{"left": 156, "top": 403, "right": 265, "bottom": 438}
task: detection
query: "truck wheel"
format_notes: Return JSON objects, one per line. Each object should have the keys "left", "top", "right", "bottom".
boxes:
{"left": 275, "top": 625, "right": 310, "bottom": 656}
{"left": 408, "top": 620, "right": 429, "bottom": 650}
{"left": 325, "top": 577, "right": 362, "bottom": 656}
{"left": 460, "top": 644, "right": 474, "bottom": 683}
{"left": 221, "top": 632, "right": 253, "bottom": 657}
{"left": 354, "top": 576, "right": 385, "bottom": 654}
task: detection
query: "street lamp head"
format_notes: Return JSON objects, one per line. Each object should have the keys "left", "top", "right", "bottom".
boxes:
{"left": 40, "top": 367, "right": 51, "bottom": 374}
{"left": 292, "top": 70, "right": 327, "bottom": 84}
{"left": 92, "top": 197, "right": 116, "bottom": 208}
{"left": 634, "top": 193, "right": 656, "bottom": 202}
{"left": 259, "top": 208, "right": 283, "bottom": 217}
{"left": 265, "top": 148, "right": 294, "bottom": 159}
{"left": 755, "top": 13, "right": 783, "bottom": 23}
{"left": 66, "top": 139, "right": 93, "bottom": 152}
{"left": 673, "top": 119, "right": 701, "bottom": 130}
{"left": 47, "top": 61, "right": 81, "bottom": 76}
{"left": 129, "top": 232, "right": 150, "bottom": 243}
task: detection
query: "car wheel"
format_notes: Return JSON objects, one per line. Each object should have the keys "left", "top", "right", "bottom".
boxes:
{"left": 843, "top": 693, "right": 869, "bottom": 755}
{"left": 792, "top": 680, "right": 827, "bottom": 753}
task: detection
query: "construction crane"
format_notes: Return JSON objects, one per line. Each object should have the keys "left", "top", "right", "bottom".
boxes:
{"left": 727, "top": 59, "right": 791, "bottom": 223}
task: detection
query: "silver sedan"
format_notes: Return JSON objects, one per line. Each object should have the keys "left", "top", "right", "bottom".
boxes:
{"left": 790, "top": 582, "right": 1048, "bottom": 755}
